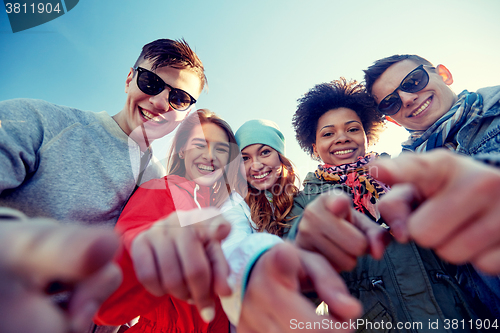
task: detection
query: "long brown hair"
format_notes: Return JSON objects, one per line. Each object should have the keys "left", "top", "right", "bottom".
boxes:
{"left": 245, "top": 152, "right": 299, "bottom": 237}
{"left": 166, "top": 109, "right": 241, "bottom": 207}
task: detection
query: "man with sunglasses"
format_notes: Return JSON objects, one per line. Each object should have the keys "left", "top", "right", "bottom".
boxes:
{"left": 0, "top": 37, "right": 204, "bottom": 227}
{"left": 0, "top": 38, "right": 234, "bottom": 333}
{"left": 364, "top": 54, "right": 500, "bottom": 318}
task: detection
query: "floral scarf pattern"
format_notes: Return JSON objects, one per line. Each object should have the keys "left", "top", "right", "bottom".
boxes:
{"left": 314, "top": 153, "right": 389, "bottom": 220}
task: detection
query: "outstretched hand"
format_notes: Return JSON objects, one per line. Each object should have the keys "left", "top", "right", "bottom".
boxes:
{"left": 295, "top": 192, "right": 390, "bottom": 272}
{"left": 0, "top": 220, "right": 121, "bottom": 333}
{"left": 238, "top": 242, "right": 362, "bottom": 333}
{"left": 372, "top": 149, "right": 500, "bottom": 274}
{"left": 130, "top": 208, "right": 232, "bottom": 320}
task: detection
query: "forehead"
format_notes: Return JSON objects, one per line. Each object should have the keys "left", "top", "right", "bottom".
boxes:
{"left": 371, "top": 60, "right": 420, "bottom": 102}
{"left": 317, "top": 108, "right": 362, "bottom": 127}
{"left": 138, "top": 59, "right": 203, "bottom": 99}
{"left": 241, "top": 144, "right": 272, "bottom": 155}
{"left": 189, "top": 123, "right": 228, "bottom": 143}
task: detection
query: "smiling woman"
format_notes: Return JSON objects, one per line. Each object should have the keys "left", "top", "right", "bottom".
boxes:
{"left": 95, "top": 109, "right": 242, "bottom": 333}
{"left": 292, "top": 78, "right": 388, "bottom": 221}
{"left": 235, "top": 119, "right": 300, "bottom": 237}
{"left": 313, "top": 107, "right": 368, "bottom": 166}
{"left": 180, "top": 122, "right": 230, "bottom": 187}
{"left": 283, "top": 78, "right": 490, "bottom": 331}
{"left": 166, "top": 109, "right": 242, "bottom": 206}
{"left": 241, "top": 143, "right": 282, "bottom": 191}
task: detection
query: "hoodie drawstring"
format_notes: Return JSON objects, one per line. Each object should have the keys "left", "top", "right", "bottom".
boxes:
{"left": 193, "top": 184, "right": 202, "bottom": 210}
{"left": 435, "top": 272, "right": 478, "bottom": 321}
{"left": 371, "top": 279, "right": 403, "bottom": 333}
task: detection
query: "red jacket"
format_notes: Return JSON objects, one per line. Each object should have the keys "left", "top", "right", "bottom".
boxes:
{"left": 95, "top": 175, "right": 229, "bottom": 332}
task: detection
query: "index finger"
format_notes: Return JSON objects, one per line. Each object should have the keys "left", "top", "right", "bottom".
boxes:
{"left": 369, "top": 150, "right": 452, "bottom": 197}
{"left": 297, "top": 249, "right": 362, "bottom": 322}
{"left": 0, "top": 221, "right": 119, "bottom": 283}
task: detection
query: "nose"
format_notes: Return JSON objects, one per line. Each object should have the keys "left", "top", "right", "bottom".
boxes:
{"left": 398, "top": 90, "right": 418, "bottom": 108}
{"left": 335, "top": 131, "right": 351, "bottom": 144}
{"left": 149, "top": 89, "right": 172, "bottom": 112}
{"left": 201, "top": 145, "right": 216, "bottom": 162}
{"left": 250, "top": 160, "right": 264, "bottom": 171}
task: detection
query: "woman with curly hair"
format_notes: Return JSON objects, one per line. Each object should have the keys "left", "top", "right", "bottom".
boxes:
{"left": 291, "top": 77, "right": 387, "bottom": 221}
{"left": 288, "top": 78, "right": 490, "bottom": 330}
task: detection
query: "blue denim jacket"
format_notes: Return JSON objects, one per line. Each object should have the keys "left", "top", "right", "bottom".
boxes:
{"left": 443, "top": 85, "right": 500, "bottom": 318}
{"left": 456, "top": 86, "right": 500, "bottom": 159}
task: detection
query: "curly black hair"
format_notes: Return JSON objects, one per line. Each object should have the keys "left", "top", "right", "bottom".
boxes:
{"left": 292, "top": 78, "right": 385, "bottom": 160}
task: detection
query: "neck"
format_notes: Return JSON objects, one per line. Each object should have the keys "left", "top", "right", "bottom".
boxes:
{"left": 129, "top": 127, "right": 152, "bottom": 152}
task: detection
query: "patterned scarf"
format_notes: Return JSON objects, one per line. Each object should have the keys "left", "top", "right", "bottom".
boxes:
{"left": 402, "top": 90, "right": 483, "bottom": 152}
{"left": 314, "top": 153, "right": 390, "bottom": 220}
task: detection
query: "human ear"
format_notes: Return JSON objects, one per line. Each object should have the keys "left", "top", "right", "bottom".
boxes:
{"left": 385, "top": 116, "right": 401, "bottom": 126}
{"left": 125, "top": 68, "right": 134, "bottom": 93}
{"left": 312, "top": 144, "right": 320, "bottom": 159}
{"left": 436, "top": 64, "right": 453, "bottom": 85}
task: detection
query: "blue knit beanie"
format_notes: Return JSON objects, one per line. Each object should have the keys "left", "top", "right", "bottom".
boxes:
{"left": 235, "top": 119, "right": 285, "bottom": 155}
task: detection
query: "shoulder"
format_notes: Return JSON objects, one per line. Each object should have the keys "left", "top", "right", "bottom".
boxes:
{"left": 117, "top": 177, "right": 175, "bottom": 226}
{"left": 476, "top": 86, "right": 500, "bottom": 113}
{"left": 476, "top": 85, "right": 500, "bottom": 98}
{"left": 0, "top": 98, "right": 101, "bottom": 133}
{"left": 0, "top": 98, "right": 91, "bottom": 118}
{"left": 137, "top": 176, "right": 172, "bottom": 191}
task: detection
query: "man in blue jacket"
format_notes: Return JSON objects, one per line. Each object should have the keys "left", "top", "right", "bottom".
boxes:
{"left": 364, "top": 54, "right": 500, "bottom": 318}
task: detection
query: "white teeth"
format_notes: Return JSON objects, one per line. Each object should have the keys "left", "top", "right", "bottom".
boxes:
{"left": 141, "top": 109, "right": 166, "bottom": 123}
{"left": 411, "top": 99, "right": 430, "bottom": 117}
{"left": 253, "top": 171, "right": 270, "bottom": 179}
{"left": 198, "top": 164, "right": 214, "bottom": 171}
{"left": 334, "top": 149, "right": 354, "bottom": 155}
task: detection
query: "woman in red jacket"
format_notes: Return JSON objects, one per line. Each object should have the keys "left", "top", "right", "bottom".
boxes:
{"left": 96, "top": 109, "right": 242, "bottom": 332}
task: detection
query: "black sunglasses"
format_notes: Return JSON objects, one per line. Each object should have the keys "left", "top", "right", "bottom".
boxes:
{"left": 377, "top": 64, "right": 430, "bottom": 116}
{"left": 134, "top": 67, "right": 197, "bottom": 111}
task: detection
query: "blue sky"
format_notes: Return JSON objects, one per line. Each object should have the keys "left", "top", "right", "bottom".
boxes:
{"left": 1, "top": 0, "right": 500, "bottom": 177}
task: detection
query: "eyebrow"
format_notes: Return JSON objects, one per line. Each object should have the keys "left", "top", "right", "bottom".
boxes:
{"left": 217, "top": 142, "right": 230, "bottom": 149}
{"left": 191, "top": 137, "right": 230, "bottom": 148}
{"left": 241, "top": 144, "right": 268, "bottom": 155}
{"left": 319, "top": 120, "right": 362, "bottom": 131}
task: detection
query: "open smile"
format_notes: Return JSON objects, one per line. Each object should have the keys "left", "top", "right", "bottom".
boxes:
{"left": 197, "top": 164, "right": 215, "bottom": 173}
{"left": 252, "top": 171, "right": 271, "bottom": 180}
{"left": 140, "top": 107, "right": 168, "bottom": 124}
{"left": 333, "top": 149, "right": 355, "bottom": 155}
{"left": 409, "top": 97, "right": 431, "bottom": 118}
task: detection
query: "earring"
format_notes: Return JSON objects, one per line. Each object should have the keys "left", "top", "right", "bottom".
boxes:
{"left": 179, "top": 152, "right": 184, "bottom": 159}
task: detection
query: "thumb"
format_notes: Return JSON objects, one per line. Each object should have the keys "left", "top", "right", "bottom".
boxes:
{"left": 370, "top": 150, "right": 452, "bottom": 197}
{"left": 265, "top": 243, "right": 301, "bottom": 291}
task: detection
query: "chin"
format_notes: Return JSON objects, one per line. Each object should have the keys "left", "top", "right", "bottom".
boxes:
{"left": 197, "top": 173, "right": 223, "bottom": 188}
{"left": 194, "top": 178, "right": 216, "bottom": 188}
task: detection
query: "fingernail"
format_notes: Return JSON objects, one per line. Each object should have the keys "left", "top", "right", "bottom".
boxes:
{"left": 200, "top": 306, "right": 215, "bottom": 323}
{"left": 186, "top": 298, "right": 194, "bottom": 304}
